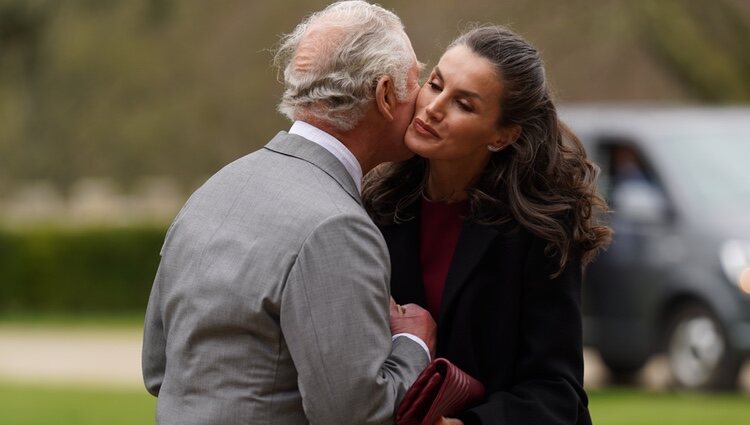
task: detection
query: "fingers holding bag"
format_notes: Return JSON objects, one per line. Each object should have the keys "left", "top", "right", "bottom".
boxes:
{"left": 395, "top": 358, "right": 484, "bottom": 425}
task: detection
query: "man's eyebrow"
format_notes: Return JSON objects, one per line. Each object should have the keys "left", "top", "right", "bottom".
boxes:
{"left": 434, "top": 66, "right": 483, "bottom": 100}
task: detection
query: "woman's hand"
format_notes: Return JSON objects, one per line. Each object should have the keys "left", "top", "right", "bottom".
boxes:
{"left": 435, "top": 417, "right": 463, "bottom": 425}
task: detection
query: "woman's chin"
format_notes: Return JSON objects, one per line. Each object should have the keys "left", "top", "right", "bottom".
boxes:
{"left": 404, "top": 135, "right": 436, "bottom": 159}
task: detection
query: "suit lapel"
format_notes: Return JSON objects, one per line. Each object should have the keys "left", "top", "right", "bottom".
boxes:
{"left": 438, "top": 220, "right": 499, "bottom": 326}
{"left": 263, "top": 132, "right": 362, "bottom": 204}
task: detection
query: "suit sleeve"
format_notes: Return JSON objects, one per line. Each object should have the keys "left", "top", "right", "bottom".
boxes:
{"left": 280, "top": 213, "right": 430, "bottom": 425}
{"left": 461, "top": 238, "right": 590, "bottom": 425}
{"left": 142, "top": 264, "right": 167, "bottom": 396}
{"left": 141, "top": 203, "right": 193, "bottom": 397}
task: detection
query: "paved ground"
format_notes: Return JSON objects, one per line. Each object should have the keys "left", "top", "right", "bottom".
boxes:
{"left": 0, "top": 327, "right": 143, "bottom": 388}
{"left": 1, "top": 326, "right": 749, "bottom": 392}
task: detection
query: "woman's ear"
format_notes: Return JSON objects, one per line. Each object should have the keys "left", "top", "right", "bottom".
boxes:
{"left": 489, "top": 124, "right": 521, "bottom": 151}
{"left": 375, "top": 75, "right": 397, "bottom": 121}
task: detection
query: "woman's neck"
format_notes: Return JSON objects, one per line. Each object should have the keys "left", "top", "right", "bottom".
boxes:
{"left": 424, "top": 156, "right": 488, "bottom": 203}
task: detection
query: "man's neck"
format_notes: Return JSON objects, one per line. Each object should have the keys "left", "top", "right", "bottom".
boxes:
{"left": 305, "top": 119, "right": 380, "bottom": 175}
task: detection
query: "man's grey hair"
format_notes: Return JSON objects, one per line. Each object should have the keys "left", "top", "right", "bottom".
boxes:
{"left": 273, "top": 1, "right": 415, "bottom": 132}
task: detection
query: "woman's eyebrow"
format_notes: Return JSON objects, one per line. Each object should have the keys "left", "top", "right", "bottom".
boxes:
{"left": 433, "top": 66, "right": 483, "bottom": 101}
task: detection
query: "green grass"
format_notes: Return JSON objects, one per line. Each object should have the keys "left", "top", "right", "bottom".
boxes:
{"left": 0, "top": 312, "right": 144, "bottom": 329}
{"left": 590, "top": 389, "right": 750, "bottom": 425}
{"left": 0, "top": 381, "right": 155, "bottom": 425}
{"left": 0, "top": 382, "right": 747, "bottom": 425}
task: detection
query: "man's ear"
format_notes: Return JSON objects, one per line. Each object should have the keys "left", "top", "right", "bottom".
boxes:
{"left": 374, "top": 75, "right": 397, "bottom": 121}
{"left": 489, "top": 124, "right": 521, "bottom": 151}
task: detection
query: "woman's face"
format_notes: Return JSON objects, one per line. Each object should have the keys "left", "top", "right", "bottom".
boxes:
{"left": 404, "top": 45, "right": 509, "bottom": 164}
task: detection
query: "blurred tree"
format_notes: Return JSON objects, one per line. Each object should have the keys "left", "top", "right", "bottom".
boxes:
{"left": 633, "top": 0, "right": 750, "bottom": 101}
{"left": 144, "top": 0, "right": 172, "bottom": 28}
{"left": 0, "top": 0, "right": 748, "bottom": 199}
{"left": 0, "top": 0, "right": 51, "bottom": 194}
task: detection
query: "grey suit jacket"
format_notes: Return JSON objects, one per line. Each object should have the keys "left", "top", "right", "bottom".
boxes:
{"left": 142, "top": 132, "right": 429, "bottom": 424}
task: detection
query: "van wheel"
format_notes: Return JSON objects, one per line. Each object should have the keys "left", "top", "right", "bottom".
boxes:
{"left": 666, "top": 304, "right": 740, "bottom": 390}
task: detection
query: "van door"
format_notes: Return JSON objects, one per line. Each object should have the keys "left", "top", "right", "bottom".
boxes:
{"left": 584, "top": 140, "right": 674, "bottom": 376}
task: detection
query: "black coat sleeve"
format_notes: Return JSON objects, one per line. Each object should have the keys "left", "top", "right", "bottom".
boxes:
{"left": 460, "top": 237, "right": 592, "bottom": 425}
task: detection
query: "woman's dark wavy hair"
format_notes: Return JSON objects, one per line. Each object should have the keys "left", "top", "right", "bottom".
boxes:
{"left": 363, "top": 24, "right": 612, "bottom": 276}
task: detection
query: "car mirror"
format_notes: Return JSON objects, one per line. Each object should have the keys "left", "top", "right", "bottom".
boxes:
{"left": 613, "top": 181, "right": 669, "bottom": 224}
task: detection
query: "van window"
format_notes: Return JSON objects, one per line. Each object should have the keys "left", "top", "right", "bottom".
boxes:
{"left": 596, "top": 142, "right": 669, "bottom": 224}
{"left": 664, "top": 135, "right": 750, "bottom": 210}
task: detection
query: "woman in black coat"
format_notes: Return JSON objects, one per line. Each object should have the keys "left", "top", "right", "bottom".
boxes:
{"left": 363, "top": 25, "right": 611, "bottom": 425}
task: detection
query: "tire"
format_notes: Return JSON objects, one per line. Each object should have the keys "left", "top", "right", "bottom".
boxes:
{"left": 665, "top": 304, "right": 741, "bottom": 390}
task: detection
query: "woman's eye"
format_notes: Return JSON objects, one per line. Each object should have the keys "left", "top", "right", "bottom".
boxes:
{"left": 457, "top": 101, "right": 472, "bottom": 112}
{"left": 427, "top": 81, "right": 442, "bottom": 91}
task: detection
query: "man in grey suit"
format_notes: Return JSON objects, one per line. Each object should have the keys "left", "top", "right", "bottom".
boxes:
{"left": 142, "top": 1, "right": 435, "bottom": 424}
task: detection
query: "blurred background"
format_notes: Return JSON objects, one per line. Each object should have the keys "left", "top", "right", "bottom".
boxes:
{"left": 1, "top": 0, "right": 749, "bottom": 424}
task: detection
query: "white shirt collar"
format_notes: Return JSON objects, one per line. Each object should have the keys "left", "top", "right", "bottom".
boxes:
{"left": 289, "top": 121, "right": 363, "bottom": 193}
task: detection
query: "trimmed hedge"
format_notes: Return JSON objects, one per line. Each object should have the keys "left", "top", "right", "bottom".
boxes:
{"left": 0, "top": 226, "right": 167, "bottom": 314}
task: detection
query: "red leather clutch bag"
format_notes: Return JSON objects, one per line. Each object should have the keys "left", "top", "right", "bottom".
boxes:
{"left": 395, "top": 358, "right": 485, "bottom": 425}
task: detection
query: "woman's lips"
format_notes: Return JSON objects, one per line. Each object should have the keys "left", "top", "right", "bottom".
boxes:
{"left": 413, "top": 118, "right": 440, "bottom": 138}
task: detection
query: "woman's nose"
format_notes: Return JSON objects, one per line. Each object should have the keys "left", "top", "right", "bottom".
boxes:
{"left": 425, "top": 98, "right": 444, "bottom": 121}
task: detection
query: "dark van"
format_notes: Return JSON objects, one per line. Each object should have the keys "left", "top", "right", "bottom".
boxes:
{"left": 561, "top": 106, "right": 750, "bottom": 390}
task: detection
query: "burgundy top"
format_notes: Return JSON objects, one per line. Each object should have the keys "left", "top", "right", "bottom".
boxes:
{"left": 419, "top": 197, "right": 467, "bottom": 320}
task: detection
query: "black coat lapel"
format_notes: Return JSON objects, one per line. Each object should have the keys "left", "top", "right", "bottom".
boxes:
{"left": 438, "top": 221, "right": 499, "bottom": 326}
{"left": 380, "top": 218, "right": 426, "bottom": 307}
